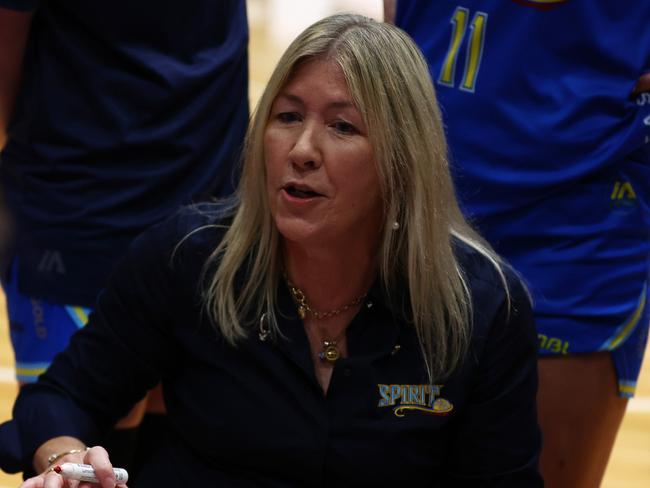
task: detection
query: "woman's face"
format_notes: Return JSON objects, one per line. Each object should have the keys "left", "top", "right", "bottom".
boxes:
{"left": 264, "top": 58, "right": 383, "bottom": 250}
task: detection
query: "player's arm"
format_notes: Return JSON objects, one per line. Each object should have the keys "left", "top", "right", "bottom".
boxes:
{"left": 383, "top": 0, "right": 396, "bottom": 24}
{"left": 0, "top": 7, "right": 33, "bottom": 148}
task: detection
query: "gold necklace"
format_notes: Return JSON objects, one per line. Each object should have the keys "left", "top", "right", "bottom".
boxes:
{"left": 286, "top": 279, "right": 367, "bottom": 363}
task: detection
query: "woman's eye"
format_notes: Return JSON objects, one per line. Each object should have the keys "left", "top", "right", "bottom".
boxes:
{"left": 277, "top": 112, "right": 300, "bottom": 123}
{"left": 333, "top": 121, "right": 357, "bottom": 135}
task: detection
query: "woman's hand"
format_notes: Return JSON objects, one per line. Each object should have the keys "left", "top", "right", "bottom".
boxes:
{"left": 19, "top": 445, "right": 127, "bottom": 488}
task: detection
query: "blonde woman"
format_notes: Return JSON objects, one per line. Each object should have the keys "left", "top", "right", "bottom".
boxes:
{"left": 2, "top": 14, "right": 541, "bottom": 487}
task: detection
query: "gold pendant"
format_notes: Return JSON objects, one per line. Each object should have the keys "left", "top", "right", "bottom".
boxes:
{"left": 298, "top": 306, "right": 307, "bottom": 320}
{"left": 319, "top": 341, "right": 340, "bottom": 363}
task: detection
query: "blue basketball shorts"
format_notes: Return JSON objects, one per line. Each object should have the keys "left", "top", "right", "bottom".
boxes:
{"left": 481, "top": 151, "right": 649, "bottom": 397}
{"left": 2, "top": 261, "right": 92, "bottom": 383}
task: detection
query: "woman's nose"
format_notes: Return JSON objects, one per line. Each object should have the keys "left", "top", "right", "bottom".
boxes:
{"left": 288, "top": 125, "right": 321, "bottom": 170}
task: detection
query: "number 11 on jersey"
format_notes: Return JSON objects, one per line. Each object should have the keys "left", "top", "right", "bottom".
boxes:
{"left": 438, "top": 6, "right": 488, "bottom": 93}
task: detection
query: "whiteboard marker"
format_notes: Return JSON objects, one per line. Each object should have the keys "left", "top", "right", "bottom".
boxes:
{"left": 54, "top": 463, "right": 129, "bottom": 483}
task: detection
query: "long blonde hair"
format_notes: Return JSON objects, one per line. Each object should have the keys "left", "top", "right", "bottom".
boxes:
{"left": 204, "top": 14, "right": 507, "bottom": 380}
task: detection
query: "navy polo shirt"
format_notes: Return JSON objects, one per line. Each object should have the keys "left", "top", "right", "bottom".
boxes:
{"left": 0, "top": 205, "right": 542, "bottom": 486}
{"left": 0, "top": 0, "right": 248, "bottom": 305}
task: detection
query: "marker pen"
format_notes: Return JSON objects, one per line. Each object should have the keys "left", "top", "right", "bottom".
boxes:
{"left": 54, "top": 463, "right": 129, "bottom": 483}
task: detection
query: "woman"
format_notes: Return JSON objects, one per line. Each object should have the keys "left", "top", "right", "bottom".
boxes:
{"left": 1, "top": 14, "right": 541, "bottom": 487}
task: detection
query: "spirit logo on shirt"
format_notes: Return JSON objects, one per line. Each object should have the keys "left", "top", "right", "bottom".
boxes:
{"left": 377, "top": 384, "right": 454, "bottom": 417}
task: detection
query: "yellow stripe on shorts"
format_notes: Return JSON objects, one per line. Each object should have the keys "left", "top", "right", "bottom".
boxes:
{"left": 608, "top": 286, "right": 647, "bottom": 350}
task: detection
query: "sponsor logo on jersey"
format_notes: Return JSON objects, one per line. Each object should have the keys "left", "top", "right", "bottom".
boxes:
{"left": 636, "top": 92, "right": 650, "bottom": 106}
{"left": 31, "top": 299, "right": 48, "bottom": 339}
{"left": 377, "top": 384, "right": 454, "bottom": 417}
{"left": 538, "top": 334, "right": 569, "bottom": 354}
{"left": 38, "top": 249, "right": 66, "bottom": 274}
{"left": 610, "top": 181, "right": 637, "bottom": 209}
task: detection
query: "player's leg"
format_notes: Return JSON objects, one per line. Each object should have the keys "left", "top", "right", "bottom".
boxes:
{"left": 537, "top": 352, "right": 627, "bottom": 487}
{"left": 538, "top": 299, "right": 649, "bottom": 487}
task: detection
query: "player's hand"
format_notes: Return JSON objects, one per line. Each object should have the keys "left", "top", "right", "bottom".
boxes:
{"left": 632, "top": 72, "right": 650, "bottom": 96}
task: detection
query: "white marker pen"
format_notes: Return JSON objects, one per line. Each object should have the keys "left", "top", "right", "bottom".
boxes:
{"left": 54, "top": 463, "right": 129, "bottom": 483}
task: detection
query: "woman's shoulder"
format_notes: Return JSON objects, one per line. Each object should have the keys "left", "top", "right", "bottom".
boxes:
{"left": 127, "top": 200, "right": 236, "bottom": 268}
{"left": 170, "top": 201, "right": 235, "bottom": 246}
{"left": 142, "top": 200, "right": 233, "bottom": 245}
{"left": 452, "top": 238, "right": 519, "bottom": 294}
{"left": 452, "top": 237, "right": 531, "bottom": 329}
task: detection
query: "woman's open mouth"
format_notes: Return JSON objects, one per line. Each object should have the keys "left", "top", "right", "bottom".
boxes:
{"left": 284, "top": 185, "right": 322, "bottom": 199}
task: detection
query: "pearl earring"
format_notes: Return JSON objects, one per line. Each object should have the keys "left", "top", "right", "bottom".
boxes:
{"left": 391, "top": 221, "right": 400, "bottom": 230}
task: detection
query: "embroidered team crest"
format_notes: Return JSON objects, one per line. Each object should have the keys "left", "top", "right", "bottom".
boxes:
{"left": 377, "top": 384, "right": 454, "bottom": 417}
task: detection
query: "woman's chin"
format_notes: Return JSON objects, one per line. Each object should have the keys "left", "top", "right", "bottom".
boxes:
{"left": 276, "top": 225, "right": 316, "bottom": 245}
{"left": 274, "top": 217, "right": 326, "bottom": 246}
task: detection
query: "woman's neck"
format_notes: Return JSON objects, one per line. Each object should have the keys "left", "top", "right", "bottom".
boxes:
{"left": 283, "top": 238, "right": 378, "bottom": 312}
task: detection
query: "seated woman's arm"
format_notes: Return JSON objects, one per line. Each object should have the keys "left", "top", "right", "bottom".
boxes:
{"left": 32, "top": 437, "right": 88, "bottom": 474}
{"left": 18, "top": 439, "right": 118, "bottom": 488}
{"left": 444, "top": 270, "right": 543, "bottom": 486}
{"left": 0, "top": 212, "right": 195, "bottom": 482}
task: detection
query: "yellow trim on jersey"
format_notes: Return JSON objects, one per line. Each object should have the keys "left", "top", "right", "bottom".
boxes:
{"left": 619, "top": 384, "right": 636, "bottom": 395}
{"left": 15, "top": 366, "right": 48, "bottom": 378}
{"left": 70, "top": 306, "right": 90, "bottom": 327}
{"left": 609, "top": 288, "right": 647, "bottom": 350}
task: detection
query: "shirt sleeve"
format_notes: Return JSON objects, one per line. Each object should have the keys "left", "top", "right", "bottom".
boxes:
{"left": 444, "top": 271, "right": 543, "bottom": 486}
{"left": 3, "top": 214, "right": 189, "bottom": 472}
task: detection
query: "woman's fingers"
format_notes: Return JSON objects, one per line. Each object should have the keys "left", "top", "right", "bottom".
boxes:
{"left": 19, "top": 468, "right": 67, "bottom": 488}
{"left": 18, "top": 476, "right": 45, "bottom": 488}
{"left": 42, "top": 469, "right": 66, "bottom": 488}
{"left": 83, "top": 445, "right": 117, "bottom": 488}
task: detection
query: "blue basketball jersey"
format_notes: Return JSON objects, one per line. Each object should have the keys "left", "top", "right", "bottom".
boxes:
{"left": 396, "top": 0, "right": 650, "bottom": 217}
{"left": 396, "top": 1, "right": 650, "bottom": 379}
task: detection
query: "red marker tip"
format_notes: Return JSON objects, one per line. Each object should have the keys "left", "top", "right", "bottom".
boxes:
{"left": 53, "top": 466, "right": 62, "bottom": 473}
